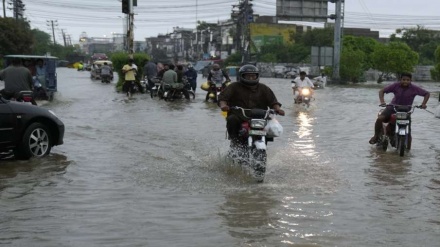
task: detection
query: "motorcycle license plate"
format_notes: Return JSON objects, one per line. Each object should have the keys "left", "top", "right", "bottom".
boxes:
{"left": 396, "top": 120, "right": 410, "bottom": 124}
{"left": 249, "top": 130, "right": 266, "bottom": 136}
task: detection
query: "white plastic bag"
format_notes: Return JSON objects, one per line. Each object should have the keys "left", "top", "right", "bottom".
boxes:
{"left": 265, "top": 117, "right": 283, "bottom": 137}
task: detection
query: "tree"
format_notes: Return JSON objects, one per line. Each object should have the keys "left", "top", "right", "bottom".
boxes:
{"left": 0, "top": 17, "right": 34, "bottom": 55}
{"left": 258, "top": 43, "right": 309, "bottom": 63}
{"left": 31, "top": 29, "right": 52, "bottom": 55}
{"left": 343, "top": 35, "right": 379, "bottom": 70}
{"left": 224, "top": 52, "right": 242, "bottom": 66}
{"left": 340, "top": 48, "right": 365, "bottom": 83}
{"left": 430, "top": 45, "right": 440, "bottom": 81}
{"left": 296, "top": 27, "right": 333, "bottom": 47}
{"left": 372, "top": 42, "right": 419, "bottom": 83}
{"left": 391, "top": 26, "right": 440, "bottom": 65}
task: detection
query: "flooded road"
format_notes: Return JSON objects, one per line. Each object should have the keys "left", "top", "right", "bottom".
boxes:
{"left": 1, "top": 68, "right": 440, "bottom": 246}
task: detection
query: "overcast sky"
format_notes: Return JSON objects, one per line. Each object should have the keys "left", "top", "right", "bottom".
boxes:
{"left": 2, "top": 0, "right": 440, "bottom": 44}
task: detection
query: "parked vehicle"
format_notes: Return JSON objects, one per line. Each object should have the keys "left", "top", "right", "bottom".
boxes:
{"left": 90, "top": 60, "right": 113, "bottom": 80}
{"left": 0, "top": 94, "right": 64, "bottom": 160}
{"left": 272, "top": 65, "right": 287, "bottom": 78}
{"left": 3, "top": 55, "right": 58, "bottom": 101}
{"left": 376, "top": 105, "right": 420, "bottom": 156}
{"left": 227, "top": 106, "right": 282, "bottom": 182}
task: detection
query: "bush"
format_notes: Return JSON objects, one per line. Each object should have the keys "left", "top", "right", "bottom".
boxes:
{"left": 111, "top": 52, "right": 150, "bottom": 91}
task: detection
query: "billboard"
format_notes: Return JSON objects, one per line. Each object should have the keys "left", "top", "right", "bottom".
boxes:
{"left": 249, "top": 23, "right": 296, "bottom": 53}
{"left": 276, "top": 0, "right": 328, "bottom": 22}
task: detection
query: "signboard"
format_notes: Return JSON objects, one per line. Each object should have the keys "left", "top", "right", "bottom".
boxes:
{"left": 276, "top": 0, "right": 328, "bottom": 22}
{"left": 249, "top": 23, "right": 296, "bottom": 53}
{"left": 311, "top": 46, "right": 333, "bottom": 66}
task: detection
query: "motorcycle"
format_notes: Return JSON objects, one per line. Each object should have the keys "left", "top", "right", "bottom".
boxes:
{"left": 376, "top": 104, "right": 419, "bottom": 156}
{"left": 149, "top": 78, "right": 165, "bottom": 99}
{"left": 294, "top": 87, "right": 313, "bottom": 107}
{"left": 101, "top": 74, "right": 111, "bottom": 84}
{"left": 163, "top": 79, "right": 195, "bottom": 101}
{"left": 227, "top": 106, "right": 282, "bottom": 182}
{"left": 0, "top": 90, "right": 37, "bottom": 105}
{"left": 206, "top": 81, "right": 230, "bottom": 103}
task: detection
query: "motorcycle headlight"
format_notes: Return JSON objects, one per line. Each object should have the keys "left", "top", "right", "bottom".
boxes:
{"left": 396, "top": 112, "right": 408, "bottom": 120}
{"left": 301, "top": 88, "right": 310, "bottom": 95}
{"left": 251, "top": 119, "right": 266, "bottom": 129}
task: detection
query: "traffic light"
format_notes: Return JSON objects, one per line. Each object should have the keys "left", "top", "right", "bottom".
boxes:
{"left": 122, "top": 0, "right": 129, "bottom": 14}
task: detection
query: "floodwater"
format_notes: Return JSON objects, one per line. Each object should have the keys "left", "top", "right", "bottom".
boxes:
{"left": 1, "top": 68, "right": 440, "bottom": 246}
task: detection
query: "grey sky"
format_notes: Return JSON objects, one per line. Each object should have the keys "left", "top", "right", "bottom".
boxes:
{"left": 2, "top": 0, "right": 440, "bottom": 44}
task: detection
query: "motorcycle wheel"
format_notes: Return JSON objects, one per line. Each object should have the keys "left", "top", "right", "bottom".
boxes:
{"left": 398, "top": 135, "right": 406, "bottom": 157}
{"left": 250, "top": 149, "right": 267, "bottom": 182}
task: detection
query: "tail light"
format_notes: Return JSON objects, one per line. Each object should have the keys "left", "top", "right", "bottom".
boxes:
{"left": 23, "top": 96, "right": 32, "bottom": 102}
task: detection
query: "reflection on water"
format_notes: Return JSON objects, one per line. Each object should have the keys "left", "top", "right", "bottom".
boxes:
{"left": 219, "top": 188, "right": 279, "bottom": 243}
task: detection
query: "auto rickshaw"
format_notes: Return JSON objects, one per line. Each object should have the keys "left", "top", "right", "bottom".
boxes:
{"left": 90, "top": 60, "right": 113, "bottom": 80}
{"left": 2, "top": 55, "right": 58, "bottom": 101}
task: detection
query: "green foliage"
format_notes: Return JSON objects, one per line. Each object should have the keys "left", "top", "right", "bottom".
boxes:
{"left": 111, "top": 52, "right": 150, "bottom": 91}
{"left": 430, "top": 45, "right": 440, "bottom": 81}
{"left": 296, "top": 27, "right": 333, "bottom": 47}
{"left": 224, "top": 52, "right": 242, "bottom": 66}
{"left": 340, "top": 48, "right": 365, "bottom": 83}
{"left": 372, "top": 42, "right": 419, "bottom": 79}
{"left": 343, "top": 36, "right": 379, "bottom": 70}
{"left": 257, "top": 43, "right": 309, "bottom": 63}
{"left": 0, "top": 18, "right": 34, "bottom": 55}
{"left": 31, "top": 29, "right": 52, "bottom": 55}
{"left": 391, "top": 26, "right": 440, "bottom": 65}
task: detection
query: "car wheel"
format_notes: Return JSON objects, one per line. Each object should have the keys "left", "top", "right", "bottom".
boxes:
{"left": 14, "top": 122, "right": 52, "bottom": 160}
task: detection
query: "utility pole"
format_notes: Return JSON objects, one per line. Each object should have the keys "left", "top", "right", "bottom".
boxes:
{"left": 3, "top": 0, "right": 6, "bottom": 18}
{"left": 331, "top": 0, "right": 343, "bottom": 82}
{"left": 11, "top": 0, "right": 25, "bottom": 21}
{"left": 47, "top": 20, "right": 58, "bottom": 45}
{"left": 122, "top": 0, "right": 134, "bottom": 54}
{"left": 239, "top": 0, "right": 253, "bottom": 64}
{"left": 61, "top": 29, "right": 67, "bottom": 46}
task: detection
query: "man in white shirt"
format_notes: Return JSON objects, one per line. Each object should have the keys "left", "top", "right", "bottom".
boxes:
{"left": 292, "top": 71, "right": 314, "bottom": 97}
{"left": 313, "top": 73, "right": 327, "bottom": 88}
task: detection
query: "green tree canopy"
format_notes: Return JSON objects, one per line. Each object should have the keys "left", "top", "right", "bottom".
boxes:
{"left": 391, "top": 25, "right": 440, "bottom": 65}
{"left": 343, "top": 35, "right": 379, "bottom": 70}
{"left": 340, "top": 48, "right": 365, "bottom": 83}
{"left": 258, "top": 43, "right": 309, "bottom": 63}
{"left": 0, "top": 17, "right": 34, "bottom": 55}
{"left": 372, "top": 42, "right": 419, "bottom": 82}
{"left": 31, "top": 28, "right": 52, "bottom": 55}
{"left": 296, "top": 27, "right": 333, "bottom": 47}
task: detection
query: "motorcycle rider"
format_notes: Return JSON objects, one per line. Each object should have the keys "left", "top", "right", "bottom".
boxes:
{"left": 0, "top": 57, "right": 33, "bottom": 101}
{"left": 292, "top": 71, "right": 314, "bottom": 100}
{"left": 143, "top": 58, "right": 157, "bottom": 90}
{"left": 206, "top": 63, "right": 231, "bottom": 102}
{"left": 184, "top": 63, "right": 198, "bottom": 92}
{"left": 218, "top": 64, "right": 285, "bottom": 148}
{"left": 163, "top": 64, "right": 190, "bottom": 100}
{"left": 100, "top": 62, "right": 112, "bottom": 82}
{"left": 369, "top": 72, "right": 430, "bottom": 145}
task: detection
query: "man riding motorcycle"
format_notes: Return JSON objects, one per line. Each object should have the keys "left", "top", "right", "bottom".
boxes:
{"left": 218, "top": 65, "right": 285, "bottom": 148}
{"left": 292, "top": 71, "right": 314, "bottom": 102}
{"left": 369, "top": 72, "right": 430, "bottom": 145}
{"left": 206, "top": 63, "right": 231, "bottom": 102}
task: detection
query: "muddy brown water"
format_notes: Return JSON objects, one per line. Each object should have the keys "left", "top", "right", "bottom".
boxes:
{"left": 1, "top": 68, "right": 440, "bottom": 246}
